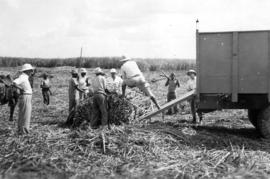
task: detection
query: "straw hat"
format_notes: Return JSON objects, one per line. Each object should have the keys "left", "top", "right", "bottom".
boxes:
{"left": 94, "top": 67, "right": 103, "bottom": 74}
{"left": 187, "top": 69, "right": 196, "bottom": 76}
{"left": 80, "top": 68, "right": 87, "bottom": 73}
{"left": 110, "top": 68, "right": 117, "bottom": 73}
{"left": 120, "top": 57, "right": 131, "bottom": 62}
{"left": 20, "top": 64, "right": 34, "bottom": 72}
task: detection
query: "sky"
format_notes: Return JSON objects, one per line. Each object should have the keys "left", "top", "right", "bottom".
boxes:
{"left": 0, "top": 0, "right": 270, "bottom": 59}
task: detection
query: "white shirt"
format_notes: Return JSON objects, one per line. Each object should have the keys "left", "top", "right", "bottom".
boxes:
{"left": 121, "top": 61, "right": 142, "bottom": 79}
{"left": 187, "top": 76, "right": 197, "bottom": 91}
{"left": 107, "top": 76, "right": 123, "bottom": 94}
{"left": 13, "top": 73, "right": 32, "bottom": 94}
{"left": 78, "top": 76, "right": 88, "bottom": 90}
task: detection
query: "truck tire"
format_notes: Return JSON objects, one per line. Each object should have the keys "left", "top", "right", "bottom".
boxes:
{"left": 257, "top": 106, "right": 270, "bottom": 138}
{"left": 248, "top": 109, "right": 259, "bottom": 128}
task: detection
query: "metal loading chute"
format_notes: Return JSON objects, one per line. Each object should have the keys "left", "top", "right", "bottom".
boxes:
{"left": 138, "top": 90, "right": 196, "bottom": 121}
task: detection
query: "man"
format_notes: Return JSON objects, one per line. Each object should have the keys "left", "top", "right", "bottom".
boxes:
{"left": 91, "top": 67, "right": 108, "bottom": 130}
{"left": 108, "top": 68, "right": 123, "bottom": 94}
{"left": 186, "top": 69, "right": 202, "bottom": 123}
{"left": 40, "top": 73, "right": 52, "bottom": 105}
{"left": 69, "top": 69, "right": 84, "bottom": 112}
{"left": 120, "top": 57, "right": 160, "bottom": 109}
{"left": 78, "top": 68, "right": 89, "bottom": 100}
{"left": 12, "top": 64, "right": 35, "bottom": 135}
{"left": 165, "top": 73, "right": 180, "bottom": 115}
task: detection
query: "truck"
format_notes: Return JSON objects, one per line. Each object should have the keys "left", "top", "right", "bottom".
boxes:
{"left": 197, "top": 30, "right": 270, "bottom": 138}
{"left": 139, "top": 29, "right": 270, "bottom": 138}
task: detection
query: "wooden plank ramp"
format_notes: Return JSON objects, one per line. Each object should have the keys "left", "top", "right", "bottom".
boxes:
{"left": 138, "top": 90, "right": 196, "bottom": 121}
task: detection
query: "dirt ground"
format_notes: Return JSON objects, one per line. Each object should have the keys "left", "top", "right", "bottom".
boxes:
{"left": 1, "top": 67, "right": 270, "bottom": 179}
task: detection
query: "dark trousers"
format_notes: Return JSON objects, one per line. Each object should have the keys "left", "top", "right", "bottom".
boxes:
{"left": 92, "top": 93, "right": 108, "bottom": 128}
{"left": 190, "top": 97, "right": 202, "bottom": 122}
{"left": 42, "top": 89, "right": 50, "bottom": 105}
{"left": 167, "top": 92, "right": 178, "bottom": 114}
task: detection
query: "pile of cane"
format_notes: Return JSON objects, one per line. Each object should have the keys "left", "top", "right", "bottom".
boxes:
{"left": 66, "top": 90, "right": 153, "bottom": 128}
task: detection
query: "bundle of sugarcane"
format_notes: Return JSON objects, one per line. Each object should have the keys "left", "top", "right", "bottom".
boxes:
{"left": 66, "top": 92, "right": 152, "bottom": 128}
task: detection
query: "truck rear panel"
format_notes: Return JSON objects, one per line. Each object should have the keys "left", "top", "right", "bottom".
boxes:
{"left": 197, "top": 31, "right": 270, "bottom": 99}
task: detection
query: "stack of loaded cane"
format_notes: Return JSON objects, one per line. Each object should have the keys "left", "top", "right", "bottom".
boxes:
{"left": 66, "top": 88, "right": 152, "bottom": 129}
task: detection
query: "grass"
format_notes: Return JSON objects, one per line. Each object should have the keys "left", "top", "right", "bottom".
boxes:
{"left": 0, "top": 67, "right": 270, "bottom": 179}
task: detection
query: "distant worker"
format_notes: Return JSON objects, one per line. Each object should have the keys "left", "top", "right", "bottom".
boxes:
{"left": 91, "top": 67, "right": 109, "bottom": 130}
{"left": 69, "top": 69, "right": 84, "bottom": 112}
{"left": 108, "top": 68, "right": 123, "bottom": 94}
{"left": 40, "top": 73, "right": 52, "bottom": 105}
{"left": 120, "top": 57, "right": 160, "bottom": 109}
{"left": 78, "top": 68, "right": 89, "bottom": 100}
{"left": 165, "top": 73, "right": 180, "bottom": 115}
{"left": 186, "top": 69, "right": 202, "bottom": 123}
{"left": 12, "top": 64, "right": 35, "bottom": 135}
{"left": 29, "top": 68, "right": 36, "bottom": 88}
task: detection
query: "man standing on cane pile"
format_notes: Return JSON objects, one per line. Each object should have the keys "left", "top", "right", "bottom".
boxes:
{"left": 91, "top": 67, "right": 109, "bottom": 130}
{"left": 120, "top": 57, "right": 160, "bottom": 109}
{"left": 186, "top": 69, "right": 202, "bottom": 123}
{"left": 12, "top": 64, "right": 35, "bottom": 135}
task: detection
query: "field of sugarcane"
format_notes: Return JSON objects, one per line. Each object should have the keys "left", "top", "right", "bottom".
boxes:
{"left": 1, "top": 66, "right": 270, "bottom": 179}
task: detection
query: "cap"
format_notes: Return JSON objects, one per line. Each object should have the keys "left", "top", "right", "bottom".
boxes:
{"left": 110, "top": 68, "right": 117, "bottom": 73}
{"left": 187, "top": 69, "right": 197, "bottom": 76}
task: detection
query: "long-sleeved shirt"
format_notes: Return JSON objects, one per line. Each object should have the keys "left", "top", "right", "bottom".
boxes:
{"left": 107, "top": 76, "right": 123, "bottom": 94}
{"left": 69, "top": 77, "right": 79, "bottom": 100}
{"left": 187, "top": 77, "right": 197, "bottom": 91}
{"left": 121, "top": 61, "right": 143, "bottom": 79}
{"left": 92, "top": 75, "right": 107, "bottom": 95}
{"left": 78, "top": 76, "right": 88, "bottom": 90}
{"left": 13, "top": 73, "right": 32, "bottom": 94}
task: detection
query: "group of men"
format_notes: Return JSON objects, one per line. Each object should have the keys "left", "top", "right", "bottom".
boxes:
{"left": 68, "top": 57, "right": 161, "bottom": 130}
{"left": 10, "top": 57, "right": 199, "bottom": 135}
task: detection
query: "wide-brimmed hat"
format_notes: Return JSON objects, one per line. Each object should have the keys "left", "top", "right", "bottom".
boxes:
{"left": 110, "top": 68, "right": 117, "bottom": 73}
{"left": 120, "top": 57, "right": 131, "bottom": 62}
{"left": 20, "top": 64, "right": 35, "bottom": 72}
{"left": 187, "top": 69, "right": 196, "bottom": 76}
{"left": 80, "top": 68, "right": 87, "bottom": 73}
{"left": 94, "top": 67, "right": 104, "bottom": 74}
{"left": 71, "top": 69, "right": 78, "bottom": 74}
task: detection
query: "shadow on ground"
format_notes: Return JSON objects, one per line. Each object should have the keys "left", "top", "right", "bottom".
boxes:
{"left": 146, "top": 120, "right": 270, "bottom": 152}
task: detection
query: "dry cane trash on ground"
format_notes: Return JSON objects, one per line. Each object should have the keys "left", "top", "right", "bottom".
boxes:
{"left": 1, "top": 68, "right": 270, "bottom": 179}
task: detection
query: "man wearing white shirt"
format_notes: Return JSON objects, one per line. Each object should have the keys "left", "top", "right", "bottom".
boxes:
{"left": 13, "top": 64, "right": 35, "bottom": 135}
{"left": 186, "top": 69, "right": 202, "bottom": 123}
{"left": 120, "top": 58, "right": 160, "bottom": 109}
{"left": 78, "top": 68, "right": 89, "bottom": 100}
{"left": 108, "top": 68, "right": 123, "bottom": 94}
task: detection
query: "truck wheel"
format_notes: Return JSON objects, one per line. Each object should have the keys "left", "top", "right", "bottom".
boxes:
{"left": 248, "top": 109, "right": 259, "bottom": 128}
{"left": 257, "top": 106, "right": 270, "bottom": 138}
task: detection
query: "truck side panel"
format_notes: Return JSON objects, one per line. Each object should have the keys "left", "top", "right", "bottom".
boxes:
{"left": 238, "top": 32, "right": 269, "bottom": 93}
{"left": 199, "top": 31, "right": 270, "bottom": 94}
{"left": 199, "top": 33, "right": 232, "bottom": 93}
